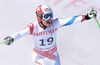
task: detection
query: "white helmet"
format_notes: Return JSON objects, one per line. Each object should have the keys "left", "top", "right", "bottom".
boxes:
{"left": 36, "top": 4, "right": 53, "bottom": 22}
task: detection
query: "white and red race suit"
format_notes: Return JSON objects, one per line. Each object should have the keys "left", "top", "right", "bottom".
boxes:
{"left": 11, "top": 15, "right": 86, "bottom": 65}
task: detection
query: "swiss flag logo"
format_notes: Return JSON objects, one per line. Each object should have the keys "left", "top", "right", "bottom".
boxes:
{"left": 44, "top": 8, "right": 51, "bottom": 12}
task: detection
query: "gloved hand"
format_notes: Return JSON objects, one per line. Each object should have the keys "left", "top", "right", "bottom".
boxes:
{"left": 85, "top": 8, "right": 97, "bottom": 20}
{"left": 4, "top": 36, "right": 14, "bottom": 45}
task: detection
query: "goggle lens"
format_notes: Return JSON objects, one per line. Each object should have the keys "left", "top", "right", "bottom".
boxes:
{"left": 42, "top": 13, "right": 53, "bottom": 20}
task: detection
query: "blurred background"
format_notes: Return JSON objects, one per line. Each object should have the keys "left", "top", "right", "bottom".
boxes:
{"left": 0, "top": 0, "right": 100, "bottom": 65}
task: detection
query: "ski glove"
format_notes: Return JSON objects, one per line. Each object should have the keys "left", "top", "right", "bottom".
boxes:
{"left": 85, "top": 8, "right": 97, "bottom": 20}
{"left": 4, "top": 36, "right": 14, "bottom": 45}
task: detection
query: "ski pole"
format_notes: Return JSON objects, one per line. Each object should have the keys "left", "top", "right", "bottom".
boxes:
{"left": 93, "top": 17, "right": 100, "bottom": 28}
{"left": 0, "top": 42, "right": 4, "bottom": 44}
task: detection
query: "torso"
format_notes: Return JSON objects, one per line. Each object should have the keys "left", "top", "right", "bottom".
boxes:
{"left": 31, "top": 20, "right": 58, "bottom": 51}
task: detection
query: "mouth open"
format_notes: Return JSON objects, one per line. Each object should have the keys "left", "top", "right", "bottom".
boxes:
{"left": 47, "top": 21, "right": 51, "bottom": 24}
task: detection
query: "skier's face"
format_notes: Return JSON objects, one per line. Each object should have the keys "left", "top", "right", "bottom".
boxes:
{"left": 42, "top": 18, "right": 52, "bottom": 27}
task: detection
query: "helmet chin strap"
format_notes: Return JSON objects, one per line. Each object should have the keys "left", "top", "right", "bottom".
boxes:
{"left": 40, "top": 21, "right": 47, "bottom": 30}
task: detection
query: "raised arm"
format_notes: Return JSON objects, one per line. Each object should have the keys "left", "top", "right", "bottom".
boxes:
{"left": 56, "top": 9, "right": 97, "bottom": 27}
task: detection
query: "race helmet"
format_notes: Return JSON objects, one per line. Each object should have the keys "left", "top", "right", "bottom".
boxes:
{"left": 36, "top": 4, "right": 53, "bottom": 22}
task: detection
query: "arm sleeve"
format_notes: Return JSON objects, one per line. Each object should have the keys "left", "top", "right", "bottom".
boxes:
{"left": 11, "top": 23, "right": 34, "bottom": 40}
{"left": 11, "top": 27, "right": 30, "bottom": 40}
{"left": 57, "top": 15, "right": 86, "bottom": 27}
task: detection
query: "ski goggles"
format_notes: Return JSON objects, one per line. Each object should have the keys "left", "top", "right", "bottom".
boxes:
{"left": 42, "top": 13, "right": 53, "bottom": 20}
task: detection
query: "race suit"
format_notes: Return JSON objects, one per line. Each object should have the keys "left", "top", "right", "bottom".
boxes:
{"left": 11, "top": 15, "right": 86, "bottom": 65}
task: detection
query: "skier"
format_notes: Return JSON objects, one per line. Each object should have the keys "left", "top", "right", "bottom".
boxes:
{"left": 4, "top": 4, "right": 97, "bottom": 65}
